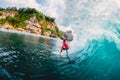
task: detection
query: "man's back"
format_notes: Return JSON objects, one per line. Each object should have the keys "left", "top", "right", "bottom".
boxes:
{"left": 62, "top": 41, "right": 69, "bottom": 48}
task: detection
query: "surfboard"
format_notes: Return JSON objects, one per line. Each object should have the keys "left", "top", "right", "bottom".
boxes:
{"left": 68, "top": 59, "right": 76, "bottom": 63}
{"left": 59, "top": 55, "right": 76, "bottom": 63}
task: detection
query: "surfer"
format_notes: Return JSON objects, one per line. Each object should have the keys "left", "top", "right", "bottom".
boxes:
{"left": 59, "top": 37, "right": 75, "bottom": 63}
{"left": 60, "top": 39, "right": 69, "bottom": 56}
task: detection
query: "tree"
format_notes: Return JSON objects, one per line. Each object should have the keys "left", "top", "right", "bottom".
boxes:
{"left": 0, "top": 7, "right": 4, "bottom": 11}
{"left": 45, "top": 16, "right": 55, "bottom": 22}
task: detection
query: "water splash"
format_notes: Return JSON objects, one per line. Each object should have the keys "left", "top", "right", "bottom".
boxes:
{"left": 57, "top": 0, "right": 120, "bottom": 52}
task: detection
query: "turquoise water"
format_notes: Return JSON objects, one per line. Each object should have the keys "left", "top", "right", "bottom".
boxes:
{"left": 0, "top": 30, "right": 120, "bottom": 80}
{"left": 0, "top": 0, "right": 120, "bottom": 80}
{"left": 0, "top": 31, "right": 59, "bottom": 80}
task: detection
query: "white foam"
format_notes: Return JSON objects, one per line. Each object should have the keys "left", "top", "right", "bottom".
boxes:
{"left": 0, "top": 52, "right": 10, "bottom": 57}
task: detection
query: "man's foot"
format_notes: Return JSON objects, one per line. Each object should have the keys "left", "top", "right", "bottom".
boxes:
{"left": 66, "top": 54, "right": 70, "bottom": 59}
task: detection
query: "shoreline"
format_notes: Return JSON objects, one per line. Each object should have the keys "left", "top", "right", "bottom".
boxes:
{"left": 0, "top": 28, "right": 58, "bottom": 40}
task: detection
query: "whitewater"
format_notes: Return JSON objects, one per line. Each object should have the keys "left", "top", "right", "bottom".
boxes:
{"left": 38, "top": 0, "right": 120, "bottom": 80}
{"left": 0, "top": 0, "right": 120, "bottom": 80}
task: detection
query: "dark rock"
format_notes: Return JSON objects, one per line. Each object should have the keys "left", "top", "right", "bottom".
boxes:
{"left": 64, "top": 30, "right": 73, "bottom": 41}
{"left": 50, "top": 31, "right": 57, "bottom": 38}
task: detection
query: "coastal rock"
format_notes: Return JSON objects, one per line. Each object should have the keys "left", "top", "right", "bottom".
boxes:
{"left": 0, "top": 9, "right": 62, "bottom": 38}
{"left": 64, "top": 30, "right": 73, "bottom": 41}
{"left": 0, "top": 10, "right": 18, "bottom": 19}
{"left": 43, "top": 31, "right": 51, "bottom": 36}
{"left": 46, "top": 22, "right": 56, "bottom": 31}
{"left": 0, "top": 24, "right": 2, "bottom": 28}
{"left": 31, "top": 29, "right": 41, "bottom": 34}
{"left": 2, "top": 22, "right": 14, "bottom": 30}
{"left": 50, "top": 31, "right": 57, "bottom": 38}
{"left": 17, "top": 27, "right": 25, "bottom": 31}
{"left": 25, "top": 16, "right": 42, "bottom": 34}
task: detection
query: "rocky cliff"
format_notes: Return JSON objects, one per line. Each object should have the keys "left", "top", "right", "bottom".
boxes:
{"left": 0, "top": 8, "right": 63, "bottom": 38}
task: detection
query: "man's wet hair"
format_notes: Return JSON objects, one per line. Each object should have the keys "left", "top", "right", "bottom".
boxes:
{"left": 63, "top": 39, "right": 66, "bottom": 42}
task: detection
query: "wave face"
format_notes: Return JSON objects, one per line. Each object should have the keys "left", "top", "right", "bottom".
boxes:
{"left": 57, "top": 0, "right": 120, "bottom": 80}
{"left": 0, "top": 0, "right": 120, "bottom": 80}
{"left": 62, "top": 0, "right": 120, "bottom": 45}
{"left": 54, "top": 0, "right": 120, "bottom": 80}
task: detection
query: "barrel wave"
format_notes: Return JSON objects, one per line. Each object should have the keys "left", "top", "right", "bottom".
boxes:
{"left": 0, "top": 0, "right": 120, "bottom": 80}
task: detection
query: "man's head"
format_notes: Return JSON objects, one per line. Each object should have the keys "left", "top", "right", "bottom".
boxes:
{"left": 63, "top": 39, "right": 66, "bottom": 42}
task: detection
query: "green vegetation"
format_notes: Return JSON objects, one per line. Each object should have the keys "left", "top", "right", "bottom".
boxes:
{"left": 45, "top": 16, "right": 55, "bottom": 22}
{"left": 0, "top": 7, "right": 4, "bottom": 11}
{"left": 0, "top": 16, "right": 27, "bottom": 27}
{"left": 44, "top": 25, "right": 64, "bottom": 37}
{"left": 6, "top": 7, "right": 17, "bottom": 11}
{"left": 17, "top": 8, "right": 54, "bottom": 22}
{"left": 0, "top": 7, "right": 63, "bottom": 37}
{"left": 0, "top": 13, "right": 2, "bottom": 16}
{"left": 0, "top": 18, "right": 6, "bottom": 24}
{"left": 0, "top": 7, "right": 55, "bottom": 27}
{"left": 55, "top": 26, "right": 64, "bottom": 37}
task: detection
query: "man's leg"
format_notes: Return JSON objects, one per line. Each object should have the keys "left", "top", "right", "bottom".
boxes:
{"left": 66, "top": 49, "right": 70, "bottom": 59}
{"left": 66, "top": 49, "right": 68, "bottom": 55}
{"left": 60, "top": 49, "right": 63, "bottom": 54}
{"left": 60, "top": 48, "right": 63, "bottom": 58}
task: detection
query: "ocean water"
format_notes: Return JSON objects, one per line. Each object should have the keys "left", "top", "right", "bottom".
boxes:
{"left": 0, "top": 0, "right": 120, "bottom": 80}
